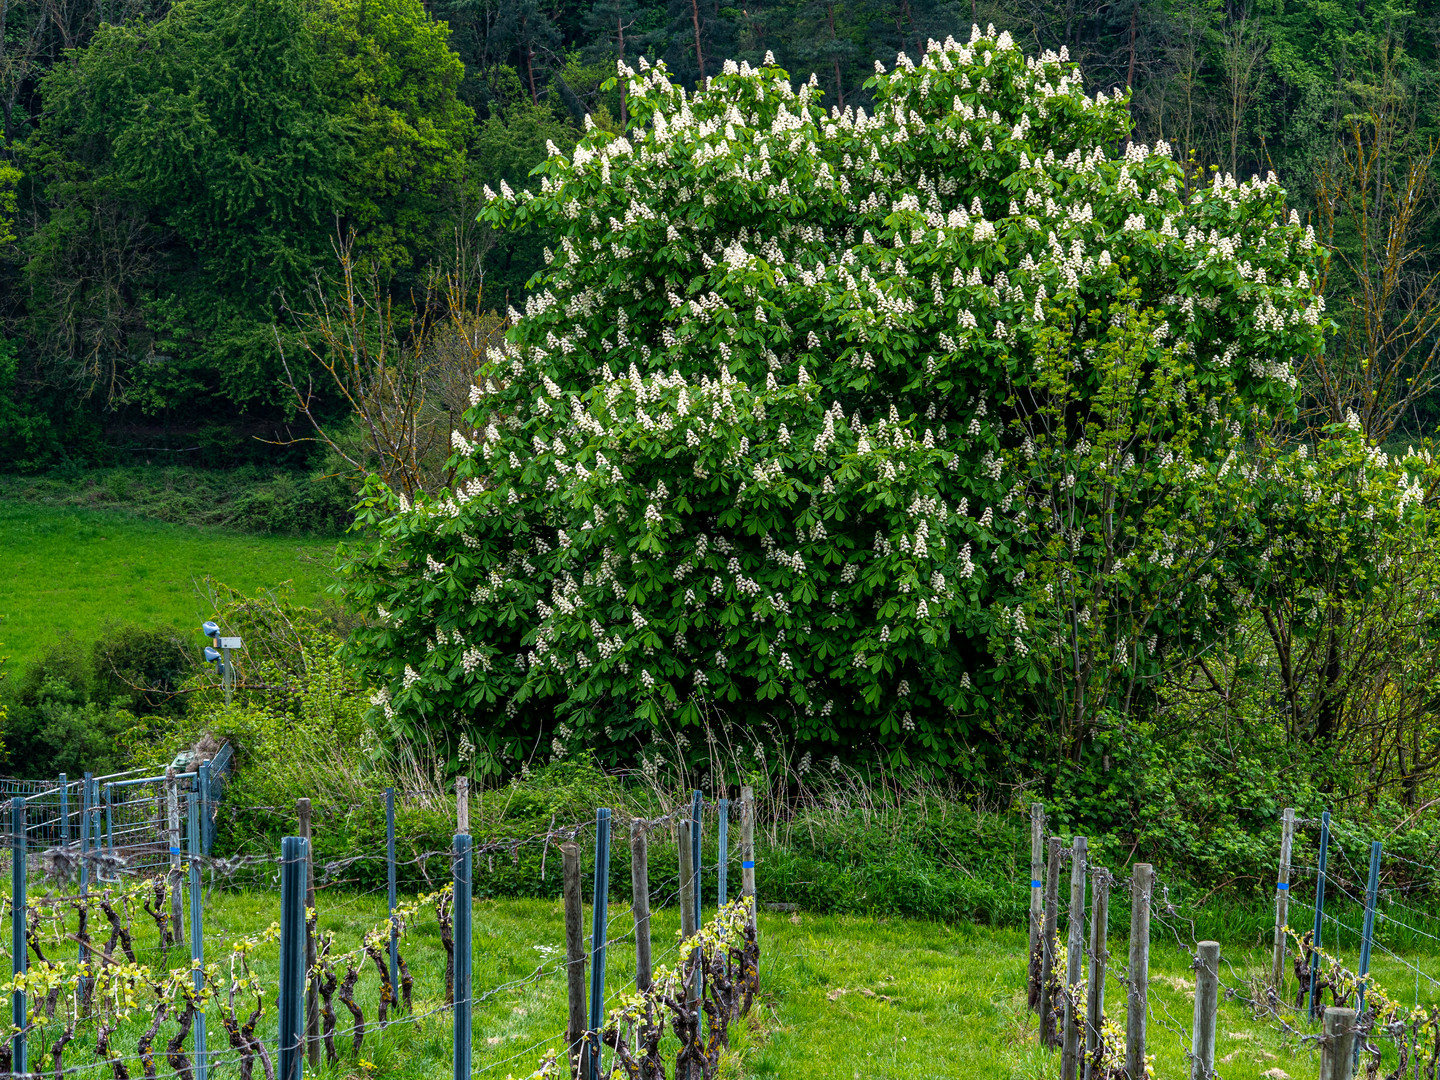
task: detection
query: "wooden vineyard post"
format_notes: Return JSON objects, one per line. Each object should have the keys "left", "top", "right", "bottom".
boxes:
{"left": 740, "top": 786, "right": 756, "bottom": 932}
{"left": 11, "top": 798, "right": 27, "bottom": 1076}
{"left": 631, "top": 825, "right": 652, "bottom": 992}
{"left": 453, "top": 833, "right": 472, "bottom": 1080}
{"left": 167, "top": 767, "right": 185, "bottom": 946}
{"left": 1191, "top": 941, "right": 1219, "bottom": 1080}
{"left": 1083, "top": 869, "right": 1110, "bottom": 1079}
{"left": 278, "top": 835, "right": 307, "bottom": 1080}
{"left": 457, "top": 777, "right": 469, "bottom": 835}
{"left": 588, "top": 810, "right": 611, "bottom": 1080}
{"left": 298, "top": 798, "right": 320, "bottom": 1069}
{"left": 1040, "top": 836, "right": 1062, "bottom": 1047}
{"left": 562, "top": 842, "right": 587, "bottom": 1076}
{"left": 1271, "top": 808, "right": 1294, "bottom": 1001}
{"left": 1029, "top": 803, "right": 1045, "bottom": 1012}
{"left": 1060, "top": 836, "right": 1087, "bottom": 1080}
{"left": 1126, "top": 863, "right": 1153, "bottom": 1080}
{"left": 1319, "top": 1007, "right": 1357, "bottom": 1080}
{"left": 386, "top": 788, "right": 399, "bottom": 1005}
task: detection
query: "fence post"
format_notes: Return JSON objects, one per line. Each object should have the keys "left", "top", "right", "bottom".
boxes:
{"left": 386, "top": 787, "right": 399, "bottom": 1003}
{"left": 1319, "top": 1006, "right": 1357, "bottom": 1080}
{"left": 1191, "top": 941, "right": 1219, "bottom": 1080}
{"left": 631, "top": 825, "right": 652, "bottom": 992}
{"left": 1040, "top": 836, "right": 1062, "bottom": 1047}
{"left": 1029, "top": 803, "right": 1045, "bottom": 1012}
{"left": 588, "top": 809, "right": 611, "bottom": 1080}
{"left": 188, "top": 788, "right": 208, "bottom": 1080}
{"left": 457, "top": 777, "right": 469, "bottom": 835}
{"left": 717, "top": 798, "right": 729, "bottom": 908}
{"left": 1125, "top": 863, "right": 1153, "bottom": 1080}
{"left": 740, "top": 786, "right": 756, "bottom": 929}
{"left": 690, "top": 791, "right": 703, "bottom": 930}
{"left": 562, "top": 842, "right": 587, "bottom": 1077}
{"left": 453, "top": 833, "right": 472, "bottom": 1080}
{"left": 1357, "top": 839, "right": 1381, "bottom": 1069}
{"left": 59, "top": 772, "right": 68, "bottom": 846}
{"left": 200, "top": 759, "right": 212, "bottom": 856}
{"left": 1309, "top": 810, "right": 1330, "bottom": 1022}
{"left": 105, "top": 782, "right": 115, "bottom": 853}
{"left": 1083, "top": 869, "right": 1110, "bottom": 1080}
{"left": 297, "top": 798, "right": 319, "bottom": 1069}
{"left": 11, "top": 798, "right": 27, "bottom": 1076}
{"left": 167, "top": 767, "right": 185, "bottom": 946}
{"left": 1271, "top": 807, "right": 1295, "bottom": 1001}
{"left": 78, "top": 772, "right": 92, "bottom": 1009}
{"left": 278, "top": 835, "right": 307, "bottom": 1080}
{"left": 1061, "top": 836, "right": 1087, "bottom": 1080}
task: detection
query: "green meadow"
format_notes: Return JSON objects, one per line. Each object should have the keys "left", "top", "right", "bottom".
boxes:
{"left": 0, "top": 500, "right": 338, "bottom": 669}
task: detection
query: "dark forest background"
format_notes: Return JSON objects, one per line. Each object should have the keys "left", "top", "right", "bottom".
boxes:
{"left": 0, "top": 0, "right": 1438, "bottom": 470}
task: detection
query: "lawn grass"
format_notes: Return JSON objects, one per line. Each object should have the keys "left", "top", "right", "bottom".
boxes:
{"left": 12, "top": 882, "right": 1439, "bottom": 1079}
{"left": 0, "top": 500, "right": 338, "bottom": 671}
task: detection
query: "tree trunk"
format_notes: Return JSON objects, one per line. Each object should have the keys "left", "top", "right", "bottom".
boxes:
{"left": 690, "top": 0, "right": 705, "bottom": 81}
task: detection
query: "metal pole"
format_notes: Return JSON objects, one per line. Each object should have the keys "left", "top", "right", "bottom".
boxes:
{"left": 1357, "top": 840, "right": 1381, "bottom": 1069}
{"left": 167, "top": 768, "right": 184, "bottom": 946}
{"left": 278, "top": 836, "right": 307, "bottom": 1080}
{"left": 199, "top": 760, "right": 212, "bottom": 856}
{"left": 11, "top": 798, "right": 27, "bottom": 1076}
{"left": 386, "top": 787, "right": 398, "bottom": 999}
{"left": 105, "top": 782, "right": 114, "bottom": 854}
{"left": 717, "top": 798, "right": 729, "bottom": 908}
{"left": 79, "top": 773, "right": 91, "bottom": 1008}
{"left": 1271, "top": 808, "right": 1295, "bottom": 1000}
{"left": 188, "top": 789, "right": 208, "bottom": 1080}
{"left": 690, "top": 790, "right": 703, "bottom": 930}
{"left": 59, "top": 773, "right": 68, "bottom": 846}
{"left": 588, "top": 809, "right": 611, "bottom": 1080}
{"left": 1029, "top": 802, "right": 1045, "bottom": 1012}
{"left": 297, "top": 798, "right": 319, "bottom": 1069}
{"left": 1125, "top": 863, "right": 1153, "bottom": 1080}
{"left": 453, "top": 833, "right": 472, "bottom": 1080}
{"left": 1309, "top": 810, "right": 1330, "bottom": 1022}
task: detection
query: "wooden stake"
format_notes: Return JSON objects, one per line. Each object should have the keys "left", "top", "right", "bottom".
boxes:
{"left": 1318, "top": 1006, "right": 1357, "bottom": 1080}
{"left": 1191, "top": 941, "right": 1219, "bottom": 1080}
{"left": 1029, "top": 803, "right": 1045, "bottom": 1012}
{"left": 456, "top": 777, "right": 469, "bottom": 835}
{"left": 740, "top": 786, "right": 756, "bottom": 931}
{"left": 631, "top": 826, "right": 652, "bottom": 992}
{"left": 1040, "top": 836, "right": 1062, "bottom": 1047}
{"left": 1083, "top": 870, "right": 1110, "bottom": 1080}
{"left": 1125, "top": 863, "right": 1153, "bottom": 1080}
{"left": 1271, "top": 807, "right": 1294, "bottom": 1001}
{"left": 1060, "top": 836, "right": 1087, "bottom": 1080}
{"left": 562, "top": 842, "right": 587, "bottom": 1077}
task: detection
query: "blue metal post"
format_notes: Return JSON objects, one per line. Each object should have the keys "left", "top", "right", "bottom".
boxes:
{"left": 1356, "top": 840, "right": 1382, "bottom": 1065}
{"left": 453, "top": 834, "right": 472, "bottom": 1080}
{"left": 717, "top": 798, "right": 729, "bottom": 908}
{"left": 278, "top": 836, "right": 307, "bottom": 1080}
{"left": 105, "top": 783, "right": 114, "bottom": 853}
{"left": 386, "top": 788, "right": 398, "bottom": 998}
{"left": 588, "top": 809, "right": 611, "bottom": 1080}
{"left": 188, "top": 789, "right": 208, "bottom": 1079}
{"left": 199, "top": 760, "right": 212, "bottom": 856}
{"left": 11, "top": 798, "right": 27, "bottom": 1075}
{"left": 690, "top": 790, "right": 702, "bottom": 929}
{"left": 78, "top": 774, "right": 91, "bottom": 1007}
{"left": 59, "top": 773, "right": 68, "bottom": 847}
{"left": 1309, "top": 810, "right": 1330, "bottom": 1022}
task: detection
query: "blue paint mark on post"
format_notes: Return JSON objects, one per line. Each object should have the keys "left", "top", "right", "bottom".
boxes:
{"left": 453, "top": 833, "right": 472, "bottom": 1080}
{"left": 1309, "top": 809, "right": 1330, "bottom": 1022}
{"left": 588, "top": 809, "right": 611, "bottom": 1080}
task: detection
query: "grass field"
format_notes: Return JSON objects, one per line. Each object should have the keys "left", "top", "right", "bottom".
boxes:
{"left": 12, "top": 884, "right": 1439, "bottom": 1080}
{"left": 0, "top": 500, "right": 339, "bottom": 670}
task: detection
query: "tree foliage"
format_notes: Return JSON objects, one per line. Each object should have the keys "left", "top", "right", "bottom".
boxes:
{"left": 340, "top": 33, "right": 1359, "bottom": 773}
